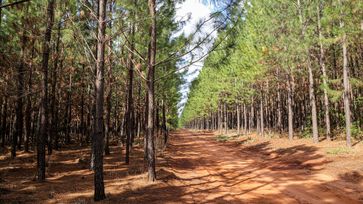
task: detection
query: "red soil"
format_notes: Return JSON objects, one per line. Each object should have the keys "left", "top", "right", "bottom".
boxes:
{"left": 1, "top": 130, "right": 363, "bottom": 203}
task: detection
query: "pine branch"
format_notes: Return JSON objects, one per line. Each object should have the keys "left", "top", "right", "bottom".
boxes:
{"left": 0, "top": 0, "right": 31, "bottom": 9}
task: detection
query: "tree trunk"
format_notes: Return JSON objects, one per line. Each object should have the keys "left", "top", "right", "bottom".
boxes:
{"left": 224, "top": 101, "right": 227, "bottom": 134}
{"left": 137, "top": 76, "right": 142, "bottom": 138}
{"left": 297, "top": 0, "right": 318, "bottom": 143}
{"left": 93, "top": 0, "right": 107, "bottom": 200}
{"left": 218, "top": 102, "right": 222, "bottom": 133}
{"left": 25, "top": 46, "right": 34, "bottom": 152}
{"left": 1, "top": 99, "right": 7, "bottom": 147}
{"left": 243, "top": 104, "right": 247, "bottom": 134}
{"left": 277, "top": 70, "right": 282, "bottom": 133}
{"left": 104, "top": 0, "right": 114, "bottom": 156}
{"left": 65, "top": 74, "right": 72, "bottom": 144}
{"left": 162, "top": 99, "right": 167, "bottom": 145}
{"left": 237, "top": 104, "right": 240, "bottom": 135}
{"left": 38, "top": 0, "right": 55, "bottom": 182}
{"left": 317, "top": 3, "right": 331, "bottom": 140}
{"left": 288, "top": 72, "right": 294, "bottom": 140}
{"left": 54, "top": 59, "right": 63, "bottom": 150}
{"left": 14, "top": 21, "right": 27, "bottom": 157}
{"left": 80, "top": 65, "right": 85, "bottom": 145}
{"left": 340, "top": 7, "right": 351, "bottom": 147}
{"left": 250, "top": 98, "right": 254, "bottom": 132}
{"left": 0, "top": 0, "right": 2, "bottom": 25}
{"left": 125, "top": 17, "right": 135, "bottom": 164}
{"left": 260, "top": 96, "right": 264, "bottom": 137}
{"left": 146, "top": 0, "right": 157, "bottom": 182}
{"left": 104, "top": 89, "right": 111, "bottom": 155}
{"left": 49, "top": 20, "right": 61, "bottom": 155}
{"left": 308, "top": 57, "right": 319, "bottom": 143}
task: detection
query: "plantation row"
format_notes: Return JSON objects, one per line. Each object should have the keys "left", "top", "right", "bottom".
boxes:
{"left": 180, "top": 0, "right": 363, "bottom": 146}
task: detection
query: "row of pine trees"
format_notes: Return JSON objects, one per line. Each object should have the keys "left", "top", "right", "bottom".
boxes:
{"left": 0, "top": 0, "right": 186, "bottom": 201}
{"left": 181, "top": 0, "right": 363, "bottom": 147}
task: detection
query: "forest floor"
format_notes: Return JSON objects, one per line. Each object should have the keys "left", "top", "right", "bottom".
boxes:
{"left": 1, "top": 130, "right": 363, "bottom": 203}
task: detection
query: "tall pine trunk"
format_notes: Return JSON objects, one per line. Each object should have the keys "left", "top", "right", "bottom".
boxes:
{"left": 317, "top": 2, "right": 331, "bottom": 140}
{"left": 80, "top": 65, "right": 85, "bottom": 144}
{"left": 308, "top": 57, "right": 319, "bottom": 143}
{"left": 104, "top": 0, "right": 114, "bottom": 156}
{"left": 38, "top": 0, "right": 55, "bottom": 182}
{"left": 14, "top": 19, "right": 27, "bottom": 157}
{"left": 25, "top": 45, "right": 35, "bottom": 152}
{"left": 277, "top": 70, "right": 282, "bottom": 133}
{"left": 243, "top": 104, "right": 247, "bottom": 134}
{"left": 340, "top": 5, "right": 351, "bottom": 147}
{"left": 49, "top": 21, "right": 61, "bottom": 155}
{"left": 250, "top": 98, "right": 254, "bottom": 132}
{"left": 1, "top": 99, "right": 7, "bottom": 147}
{"left": 237, "top": 104, "right": 240, "bottom": 134}
{"left": 288, "top": 72, "right": 294, "bottom": 140}
{"left": 93, "top": 0, "right": 107, "bottom": 200}
{"left": 125, "top": 17, "right": 135, "bottom": 164}
{"left": 298, "top": 0, "right": 318, "bottom": 143}
{"left": 224, "top": 101, "right": 227, "bottom": 134}
{"left": 162, "top": 99, "right": 167, "bottom": 145}
{"left": 260, "top": 95, "right": 264, "bottom": 137}
{"left": 65, "top": 74, "right": 72, "bottom": 144}
{"left": 146, "top": 0, "right": 157, "bottom": 182}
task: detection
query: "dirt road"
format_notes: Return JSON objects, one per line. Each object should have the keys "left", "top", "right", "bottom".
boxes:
{"left": 137, "top": 130, "right": 363, "bottom": 204}
{"left": 2, "top": 129, "right": 363, "bottom": 203}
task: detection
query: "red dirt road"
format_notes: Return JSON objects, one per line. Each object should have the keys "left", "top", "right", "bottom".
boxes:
{"left": 1, "top": 129, "right": 363, "bottom": 203}
{"left": 151, "top": 130, "right": 363, "bottom": 203}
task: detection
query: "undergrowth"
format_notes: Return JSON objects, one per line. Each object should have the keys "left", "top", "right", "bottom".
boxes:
{"left": 326, "top": 147, "right": 352, "bottom": 155}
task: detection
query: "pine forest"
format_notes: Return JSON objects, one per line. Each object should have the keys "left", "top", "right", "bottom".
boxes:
{"left": 0, "top": 0, "right": 363, "bottom": 203}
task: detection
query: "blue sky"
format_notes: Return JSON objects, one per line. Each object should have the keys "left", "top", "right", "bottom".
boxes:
{"left": 175, "top": 0, "right": 217, "bottom": 116}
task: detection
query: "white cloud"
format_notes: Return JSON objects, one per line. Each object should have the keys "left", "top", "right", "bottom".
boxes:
{"left": 175, "top": 0, "right": 217, "bottom": 116}
{"left": 175, "top": 0, "right": 213, "bottom": 36}
{"left": 175, "top": 0, "right": 217, "bottom": 115}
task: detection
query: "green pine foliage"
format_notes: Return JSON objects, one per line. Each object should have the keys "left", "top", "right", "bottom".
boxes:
{"left": 180, "top": 0, "right": 363, "bottom": 140}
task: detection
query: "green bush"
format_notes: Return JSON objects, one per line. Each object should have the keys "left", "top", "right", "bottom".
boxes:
{"left": 238, "top": 137, "right": 255, "bottom": 145}
{"left": 215, "top": 135, "right": 230, "bottom": 142}
{"left": 326, "top": 147, "right": 351, "bottom": 155}
{"left": 301, "top": 127, "right": 312, "bottom": 139}
{"left": 351, "top": 122, "right": 363, "bottom": 140}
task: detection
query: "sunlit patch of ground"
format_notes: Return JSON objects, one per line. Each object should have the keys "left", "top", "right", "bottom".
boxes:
{"left": 1, "top": 130, "right": 363, "bottom": 203}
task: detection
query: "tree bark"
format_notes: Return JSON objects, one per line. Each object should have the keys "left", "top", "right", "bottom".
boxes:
{"left": 49, "top": 20, "right": 61, "bottom": 155}
{"left": 65, "top": 74, "right": 72, "bottom": 144}
{"left": 25, "top": 45, "right": 35, "bottom": 152}
{"left": 38, "top": 0, "right": 55, "bottom": 182}
{"left": 1, "top": 99, "right": 7, "bottom": 147}
{"left": 340, "top": 6, "right": 351, "bottom": 147}
{"left": 218, "top": 102, "right": 222, "bottom": 133}
{"left": 104, "top": 0, "right": 114, "bottom": 156}
{"left": 146, "top": 0, "right": 157, "bottom": 182}
{"left": 317, "top": 2, "right": 331, "bottom": 140}
{"left": 237, "top": 104, "right": 240, "bottom": 135}
{"left": 93, "top": 0, "right": 107, "bottom": 200}
{"left": 250, "top": 98, "right": 254, "bottom": 132}
{"left": 80, "top": 65, "right": 85, "bottom": 145}
{"left": 243, "top": 104, "right": 247, "bottom": 134}
{"left": 162, "top": 99, "right": 167, "bottom": 145}
{"left": 0, "top": 0, "right": 2, "bottom": 25}
{"left": 224, "top": 101, "right": 227, "bottom": 134}
{"left": 288, "top": 72, "right": 294, "bottom": 140}
{"left": 307, "top": 56, "right": 319, "bottom": 143}
{"left": 260, "top": 95, "right": 264, "bottom": 137}
{"left": 298, "top": 0, "right": 319, "bottom": 143}
{"left": 277, "top": 70, "right": 282, "bottom": 133}
{"left": 14, "top": 20, "right": 27, "bottom": 157}
{"left": 125, "top": 15, "right": 135, "bottom": 164}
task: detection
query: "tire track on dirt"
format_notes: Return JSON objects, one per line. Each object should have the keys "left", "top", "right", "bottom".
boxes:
{"left": 166, "top": 130, "right": 363, "bottom": 203}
